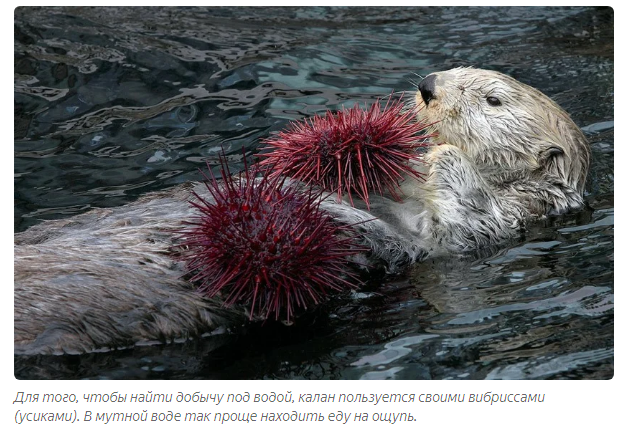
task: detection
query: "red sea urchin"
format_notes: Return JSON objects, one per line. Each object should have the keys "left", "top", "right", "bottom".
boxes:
{"left": 259, "top": 98, "right": 431, "bottom": 207}
{"left": 177, "top": 160, "right": 362, "bottom": 322}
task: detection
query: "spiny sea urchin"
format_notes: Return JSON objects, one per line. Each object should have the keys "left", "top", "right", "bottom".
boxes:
{"left": 258, "top": 98, "right": 431, "bottom": 208}
{"left": 177, "top": 160, "right": 362, "bottom": 322}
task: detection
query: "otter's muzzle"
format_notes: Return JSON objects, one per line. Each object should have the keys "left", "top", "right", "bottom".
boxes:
{"left": 418, "top": 74, "right": 437, "bottom": 106}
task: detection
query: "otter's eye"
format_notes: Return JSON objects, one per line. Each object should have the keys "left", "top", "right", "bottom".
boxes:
{"left": 486, "top": 96, "right": 502, "bottom": 106}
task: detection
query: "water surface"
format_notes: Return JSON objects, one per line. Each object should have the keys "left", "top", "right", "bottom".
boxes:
{"left": 14, "top": 6, "right": 614, "bottom": 379}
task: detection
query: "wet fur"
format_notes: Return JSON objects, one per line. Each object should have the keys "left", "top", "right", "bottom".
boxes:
{"left": 333, "top": 68, "right": 590, "bottom": 266}
{"left": 14, "top": 184, "right": 247, "bottom": 355}
{"left": 14, "top": 68, "right": 590, "bottom": 355}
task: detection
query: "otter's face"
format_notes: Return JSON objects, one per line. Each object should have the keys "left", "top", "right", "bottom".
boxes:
{"left": 415, "top": 67, "right": 589, "bottom": 194}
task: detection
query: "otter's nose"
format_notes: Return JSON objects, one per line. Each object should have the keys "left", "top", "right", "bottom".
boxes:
{"left": 418, "top": 74, "right": 437, "bottom": 105}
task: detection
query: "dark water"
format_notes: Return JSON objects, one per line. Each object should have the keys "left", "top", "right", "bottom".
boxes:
{"left": 14, "top": 7, "right": 614, "bottom": 379}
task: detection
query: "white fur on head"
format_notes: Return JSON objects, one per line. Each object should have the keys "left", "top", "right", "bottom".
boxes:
{"left": 416, "top": 67, "right": 590, "bottom": 198}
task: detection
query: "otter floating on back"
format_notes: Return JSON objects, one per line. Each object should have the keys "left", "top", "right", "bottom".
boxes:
{"left": 14, "top": 68, "right": 590, "bottom": 355}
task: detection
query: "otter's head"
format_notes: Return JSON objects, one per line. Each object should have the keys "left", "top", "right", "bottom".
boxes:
{"left": 415, "top": 67, "right": 590, "bottom": 196}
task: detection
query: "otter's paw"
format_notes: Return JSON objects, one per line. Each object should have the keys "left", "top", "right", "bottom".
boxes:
{"left": 424, "top": 143, "right": 465, "bottom": 165}
{"left": 425, "top": 144, "right": 485, "bottom": 191}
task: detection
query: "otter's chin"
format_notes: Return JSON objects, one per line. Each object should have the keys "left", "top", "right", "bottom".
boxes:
{"left": 414, "top": 98, "right": 446, "bottom": 143}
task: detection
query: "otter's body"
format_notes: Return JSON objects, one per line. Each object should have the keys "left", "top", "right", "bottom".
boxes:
{"left": 14, "top": 184, "right": 245, "bottom": 355}
{"left": 14, "top": 68, "right": 590, "bottom": 355}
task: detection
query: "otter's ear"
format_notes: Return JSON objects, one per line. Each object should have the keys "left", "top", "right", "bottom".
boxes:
{"left": 539, "top": 146, "right": 564, "bottom": 166}
{"left": 538, "top": 145, "right": 568, "bottom": 181}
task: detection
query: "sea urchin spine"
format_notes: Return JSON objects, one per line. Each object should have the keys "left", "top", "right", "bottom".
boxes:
{"left": 177, "top": 159, "right": 362, "bottom": 322}
{"left": 259, "top": 97, "right": 431, "bottom": 208}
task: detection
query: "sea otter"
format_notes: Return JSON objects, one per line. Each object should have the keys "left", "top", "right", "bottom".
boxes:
{"left": 14, "top": 68, "right": 590, "bottom": 355}
{"left": 326, "top": 67, "right": 590, "bottom": 266}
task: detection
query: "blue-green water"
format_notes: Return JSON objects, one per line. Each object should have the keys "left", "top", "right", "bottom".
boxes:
{"left": 14, "top": 6, "right": 613, "bottom": 379}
